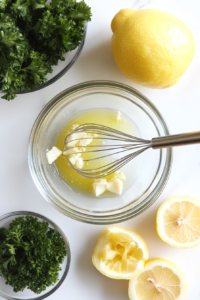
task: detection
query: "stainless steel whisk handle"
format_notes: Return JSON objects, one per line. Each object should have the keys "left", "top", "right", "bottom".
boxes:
{"left": 152, "top": 131, "right": 200, "bottom": 149}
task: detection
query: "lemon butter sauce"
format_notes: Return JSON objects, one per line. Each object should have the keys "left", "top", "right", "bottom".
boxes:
{"left": 54, "top": 108, "right": 141, "bottom": 197}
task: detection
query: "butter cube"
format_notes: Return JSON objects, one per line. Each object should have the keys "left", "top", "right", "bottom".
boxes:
{"left": 93, "top": 179, "right": 108, "bottom": 197}
{"left": 46, "top": 147, "right": 62, "bottom": 164}
{"left": 107, "top": 178, "right": 123, "bottom": 195}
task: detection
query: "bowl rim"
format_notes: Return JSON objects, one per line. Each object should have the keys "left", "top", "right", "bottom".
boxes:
{"left": 13, "top": 24, "right": 87, "bottom": 95}
{"left": 0, "top": 210, "right": 71, "bottom": 300}
{"left": 28, "top": 80, "right": 172, "bottom": 224}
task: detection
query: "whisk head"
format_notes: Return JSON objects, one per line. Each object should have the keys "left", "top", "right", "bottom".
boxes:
{"left": 63, "top": 123, "right": 152, "bottom": 178}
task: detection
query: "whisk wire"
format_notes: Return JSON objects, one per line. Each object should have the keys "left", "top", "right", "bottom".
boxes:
{"left": 64, "top": 124, "right": 152, "bottom": 178}
{"left": 70, "top": 123, "right": 149, "bottom": 141}
{"left": 70, "top": 146, "right": 150, "bottom": 178}
{"left": 63, "top": 123, "right": 200, "bottom": 179}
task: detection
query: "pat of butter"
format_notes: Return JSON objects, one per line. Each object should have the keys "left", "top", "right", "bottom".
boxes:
{"left": 63, "top": 123, "right": 97, "bottom": 170}
{"left": 66, "top": 126, "right": 95, "bottom": 147}
{"left": 63, "top": 147, "right": 85, "bottom": 156}
{"left": 93, "top": 179, "right": 108, "bottom": 197}
{"left": 71, "top": 124, "right": 79, "bottom": 130}
{"left": 113, "top": 170, "right": 126, "bottom": 181}
{"left": 69, "top": 153, "right": 81, "bottom": 165}
{"left": 93, "top": 171, "right": 125, "bottom": 197}
{"left": 107, "top": 178, "right": 123, "bottom": 195}
{"left": 69, "top": 153, "right": 84, "bottom": 169}
{"left": 75, "top": 157, "right": 84, "bottom": 169}
{"left": 67, "top": 132, "right": 87, "bottom": 147}
{"left": 46, "top": 123, "right": 96, "bottom": 169}
{"left": 78, "top": 137, "right": 93, "bottom": 147}
{"left": 115, "top": 111, "right": 122, "bottom": 122}
{"left": 46, "top": 147, "right": 62, "bottom": 164}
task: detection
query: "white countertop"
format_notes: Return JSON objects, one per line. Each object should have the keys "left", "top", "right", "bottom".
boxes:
{"left": 1, "top": 0, "right": 200, "bottom": 299}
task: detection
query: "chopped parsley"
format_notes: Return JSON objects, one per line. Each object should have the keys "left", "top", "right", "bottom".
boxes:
{"left": 0, "top": 216, "right": 67, "bottom": 294}
{"left": 0, "top": 0, "right": 92, "bottom": 100}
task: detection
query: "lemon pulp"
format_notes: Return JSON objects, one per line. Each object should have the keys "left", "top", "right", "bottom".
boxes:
{"left": 98, "top": 232, "right": 143, "bottom": 273}
{"left": 54, "top": 108, "right": 140, "bottom": 196}
{"left": 129, "top": 258, "right": 187, "bottom": 300}
{"left": 135, "top": 266, "right": 181, "bottom": 299}
{"left": 92, "top": 226, "right": 149, "bottom": 279}
{"left": 156, "top": 196, "right": 200, "bottom": 248}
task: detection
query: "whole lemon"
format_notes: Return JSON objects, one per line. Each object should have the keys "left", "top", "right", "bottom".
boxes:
{"left": 111, "top": 9, "right": 195, "bottom": 88}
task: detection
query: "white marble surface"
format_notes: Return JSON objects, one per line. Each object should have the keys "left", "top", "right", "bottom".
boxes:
{"left": 1, "top": 0, "right": 200, "bottom": 299}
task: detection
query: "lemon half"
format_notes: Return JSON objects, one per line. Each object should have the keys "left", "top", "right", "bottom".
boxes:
{"left": 129, "top": 258, "right": 187, "bottom": 300}
{"left": 92, "top": 226, "right": 149, "bottom": 279}
{"left": 156, "top": 196, "right": 200, "bottom": 248}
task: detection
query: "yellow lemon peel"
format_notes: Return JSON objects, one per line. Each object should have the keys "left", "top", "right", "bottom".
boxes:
{"left": 111, "top": 9, "right": 195, "bottom": 89}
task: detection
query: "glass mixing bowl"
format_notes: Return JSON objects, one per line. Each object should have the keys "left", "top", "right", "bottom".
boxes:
{"left": 28, "top": 81, "right": 172, "bottom": 224}
{"left": 0, "top": 211, "right": 71, "bottom": 300}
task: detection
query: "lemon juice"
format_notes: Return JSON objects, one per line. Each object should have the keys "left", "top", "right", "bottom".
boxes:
{"left": 54, "top": 108, "right": 140, "bottom": 197}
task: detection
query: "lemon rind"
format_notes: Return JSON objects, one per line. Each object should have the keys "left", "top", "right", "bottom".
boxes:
{"left": 111, "top": 9, "right": 195, "bottom": 89}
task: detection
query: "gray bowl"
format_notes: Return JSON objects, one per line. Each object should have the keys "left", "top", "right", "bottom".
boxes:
{"left": 0, "top": 211, "right": 71, "bottom": 300}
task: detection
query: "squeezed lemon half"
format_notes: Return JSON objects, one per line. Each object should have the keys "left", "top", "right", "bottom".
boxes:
{"left": 156, "top": 196, "right": 200, "bottom": 248}
{"left": 92, "top": 226, "right": 149, "bottom": 279}
{"left": 129, "top": 258, "right": 187, "bottom": 300}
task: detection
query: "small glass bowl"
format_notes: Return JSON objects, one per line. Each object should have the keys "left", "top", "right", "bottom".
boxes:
{"left": 13, "top": 25, "right": 87, "bottom": 95}
{"left": 28, "top": 81, "right": 172, "bottom": 224}
{"left": 0, "top": 211, "right": 71, "bottom": 300}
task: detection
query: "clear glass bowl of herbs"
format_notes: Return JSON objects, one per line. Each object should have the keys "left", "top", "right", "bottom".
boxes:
{"left": 0, "top": 211, "right": 71, "bottom": 300}
{"left": 0, "top": 0, "right": 92, "bottom": 101}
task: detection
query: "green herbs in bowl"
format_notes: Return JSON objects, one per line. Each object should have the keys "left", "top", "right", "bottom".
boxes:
{"left": 0, "top": 211, "right": 70, "bottom": 300}
{"left": 0, "top": 0, "right": 92, "bottom": 101}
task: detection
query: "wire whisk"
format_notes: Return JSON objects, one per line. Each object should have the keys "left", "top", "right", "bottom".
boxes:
{"left": 63, "top": 123, "right": 200, "bottom": 179}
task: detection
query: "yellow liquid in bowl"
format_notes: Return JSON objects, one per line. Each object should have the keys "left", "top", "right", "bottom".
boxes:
{"left": 54, "top": 109, "right": 140, "bottom": 196}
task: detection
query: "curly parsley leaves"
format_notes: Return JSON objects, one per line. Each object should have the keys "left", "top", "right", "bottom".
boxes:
{"left": 0, "top": 216, "right": 67, "bottom": 294}
{"left": 0, "top": 0, "right": 92, "bottom": 100}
